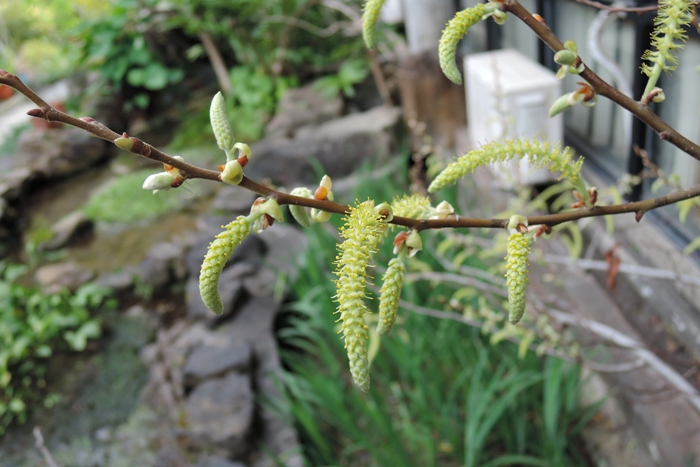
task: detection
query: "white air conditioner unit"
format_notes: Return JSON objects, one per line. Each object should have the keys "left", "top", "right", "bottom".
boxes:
{"left": 465, "top": 49, "right": 563, "bottom": 186}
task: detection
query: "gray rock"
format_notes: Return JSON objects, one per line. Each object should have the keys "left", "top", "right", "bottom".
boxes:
{"left": 35, "top": 261, "right": 94, "bottom": 294}
{"left": 247, "top": 106, "right": 402, "bottom": 185}
{"left": 265, "top": 84, "right": 343, "bottom": 138}
{"left": 182, "top": 372, "right": 254, "bottom": 456}
{"left": 15, "top": 128, "right": 107, "bottom": 179}
{"left": 258, "top": 223, "right": 307, "bottom": 281}
{"left": 183, "top": 341, "right": 251, "bottom": 386}
{"left": 196, "top": 456, "right": 247, "bottom": 467}
{"left": 0, "top": 167, "right": 31, "bottom": 200}
{"left": 41, "top": 211, "right": 93, "bottom": 251}
{"left": 137, "top": 242, "right": 185, "bottom": 289}
{"left": 242, "top": 267, "right": 277, "bottom": 298}
{"left": 94, "top": 271, "right": 134, "bottom": 294}
{"left": 219, "top": 298, "right": 304, "bottom": 467}
{"left": 210, "top": 186, "right": 258, "bottom": 215}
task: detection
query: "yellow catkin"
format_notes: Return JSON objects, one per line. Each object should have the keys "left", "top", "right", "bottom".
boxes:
{"left": 391, "top": 194, "right": 433, "bottom": 220}
{"left": 642, "top": 0, "right": 693, "bottom": 76}
{"left": 199, "top": 216, "right": 251, "bottom": 314}
{"left": 334, "top": 201, "right": 384, "bottom": 392}
{"left": 362, "top": 0, "right": 386, "bottom": 49}
{"left": 377, "top": 252, "right": 406, "bottom": 336}
{"left": 438, "top": 3, "right": 489, "bottom": 85}
{"left": 428, "top": 137, "right": 585, "bottom": 196}
{"left": 505, "top": 233, "right": 532, "bottom": 324}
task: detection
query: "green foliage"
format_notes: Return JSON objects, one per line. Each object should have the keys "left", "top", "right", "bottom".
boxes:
{"left": 226, "top": 66, "right": 296, "bottom": 142}
{"left": 281, "top": 223, "right": 596, "bottom": 466}
{"left": 313, "top": 58, "right": 370, "bottom": 98}
{"left": 72, "top": 0, "right": 184, "bottom": 109}
{"left": 0, "top": 0, "right": 107, "bottom": 79}
{"left": 0, "top": 264, "right": 114, "bottom": 435}
{"left": 82, "top": 169, "right": 190, "bottom": 223}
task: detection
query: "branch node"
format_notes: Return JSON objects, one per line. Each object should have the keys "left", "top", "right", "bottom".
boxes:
{"left": 635, "top": 211, "right": 645, "bottom": 222}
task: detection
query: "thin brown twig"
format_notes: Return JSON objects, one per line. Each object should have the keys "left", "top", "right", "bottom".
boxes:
{"left": 574, "top": 0, "right": 658, "bottom": 14}
{"left": 33, "top": 427, "right": 61, "bottom": 467}
{"left": 503, "top": 0, "right": 700, "bottom": 163}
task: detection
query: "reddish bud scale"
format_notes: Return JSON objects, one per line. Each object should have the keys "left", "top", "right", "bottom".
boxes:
{"left": 80, "top": 117, "right": 96, "bottom": 123}
{"left": 27, "top": 109, "right": 44, "bottom": 118}
{"left": 635, "top": 211, "right": 645, "bottom": 222}
{"left": 171, "top": 176, "right": 185, "bottom": 188}
{"left": 532, "top": 13, "right": 547, "bottom": 25}
{"left": 264, "top": 214, "right": 275, "bottom": 226}
{"left": 237, "top": 155, "right": 249, "bottom": 167}
{"left": 393, "top": 231, "right": 409, "bottom": 247}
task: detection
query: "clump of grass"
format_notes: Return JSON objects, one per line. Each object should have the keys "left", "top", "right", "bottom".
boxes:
{"left": 82, "top": 169, "right": 188, "bottom": 223}
{"left": 277, "top": 164, "right": 598, "bottom": 466}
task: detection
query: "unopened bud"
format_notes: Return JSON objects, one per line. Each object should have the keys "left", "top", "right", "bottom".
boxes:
{"left": 554, "top": 50, "right": 576, "bottom": 66}
{"left": 143, "top": 172, "right": 177, "bottom": 193}
{"left": 220, "top": 160, "right": 243, "bottom": 185}
{"left": 430, "top": 201, "right": 455, "bottom": 219}
{"left": 114, "top": 134, "right": 134, "bottom": 151}
{"left": 311, "top": 208, "right": 332, "bottom": 223}
{"left": 405, "top": 230, "right": 423, "bottom": 257}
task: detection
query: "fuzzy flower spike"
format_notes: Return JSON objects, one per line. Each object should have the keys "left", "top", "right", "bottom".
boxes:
{"left": 334, "top": 200, "right": 386, "bottom": 392}
{"left": 362, "top": 0, "right": 387, "bottom": 49}
{"left": 439, "top": 2, "right": 504, "bottom": 84}
{"left": 428, "top": 137, "right": 588, "bottom": 204}
{"left": 505, "top": 215, "right": 532, "bottom": 325}
{"left": 641, "top": 0, "right": 693, "bottom": 102}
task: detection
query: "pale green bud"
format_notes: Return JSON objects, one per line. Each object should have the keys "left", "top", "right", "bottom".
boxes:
{"left": 210, "top": 92, "right": 234, "bottom": 152}
{"left": 220, "top": 160, "right": 243, "bottom": 185}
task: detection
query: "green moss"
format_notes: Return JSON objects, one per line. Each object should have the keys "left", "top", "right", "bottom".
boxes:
{"left": 82, "top": 169, "right": 189, "bottom": 223}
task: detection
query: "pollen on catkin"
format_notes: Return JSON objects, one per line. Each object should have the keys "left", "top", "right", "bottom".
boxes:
{"left": 377, "top": 251, "right": 406, "bottom": 336}
{"left": 362, "top": 0, "right": 386, "bottom": 49}
{"left": 642, "top": 0, "right": 693, "bottom": 77}
{"left": 439, "top": 3, "right": 490, "bottom": 85}
{"left": 199, "top": 216, "right": 251, "bottom": 314}
{"left": 334, "top": 201, "right": 385, "bottom": 392}
{"left": 428, "top": 137, "right": 585, "bottom": 196}
{"left": 505, "top": 233, "right": 532, "bottom": 325}
{"left": 391, "top": 194, "right": 433, "bottom": 220}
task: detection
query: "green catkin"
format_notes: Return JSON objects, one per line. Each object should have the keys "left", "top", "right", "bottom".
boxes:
{"left": 505, "top": 233, "right": 532, "bottom": 324}
{"left": 334, "top": 201, "right": 384, "bottom": 392}
{"left": 289, "top": 187, "right": 313, "bottom": 227}
{"left": 210, "top": 92, "right": 234, "bottom": 153}
{"left": 362, "top": 0, "right": 386, "bottom": 49}
{"left": 641, "top": 0, "right": 693, "bottom": 96}
{"left": 391, "top": 194, "right": 433, "bottom": 220}
{"left": 199, "top": 216, "right": 252, "bottom": 314}
{"left": 377, "top": 250, "right": 407, "bottom": 336}
{"left": 428, "top": 137, "right": 585, "bottom": 196}
{"left": 439, "top": 3, "right": 491, "bottom": 85}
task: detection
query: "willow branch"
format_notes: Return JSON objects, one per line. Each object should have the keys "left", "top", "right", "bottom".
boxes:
{"left": 2, "top": 69, "right": 699, "bottom": 231}
{"left": 503, "top": 0, "right": 700, "bottom": 163}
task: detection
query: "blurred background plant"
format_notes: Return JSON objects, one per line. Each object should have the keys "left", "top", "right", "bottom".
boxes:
{"left": 275, "top": 168, "right": 599, "bottom": 466}
{"left": 0, "top": 262, "right": 115, "bottom": 436}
